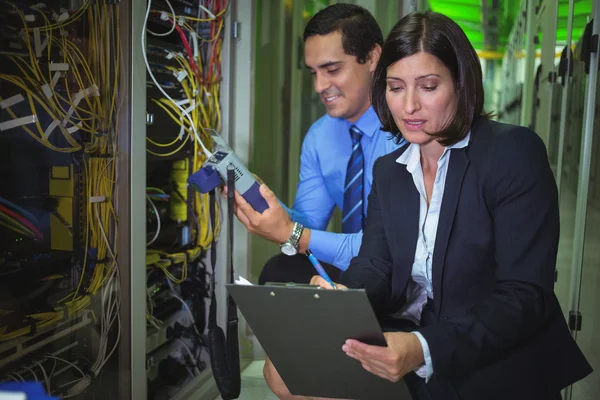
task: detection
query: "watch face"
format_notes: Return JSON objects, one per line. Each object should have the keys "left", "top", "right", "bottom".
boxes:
{"left": 281, "top": 243, "right": 297, "bottom": 256}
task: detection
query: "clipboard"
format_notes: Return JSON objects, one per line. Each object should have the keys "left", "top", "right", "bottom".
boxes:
{"left": 226, "top": 284, "right": 412, "bottom": 400}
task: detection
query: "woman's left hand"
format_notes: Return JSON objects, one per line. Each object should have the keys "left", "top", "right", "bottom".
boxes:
{"left": 342, "top": 332, "right": 425, "bottom": 382}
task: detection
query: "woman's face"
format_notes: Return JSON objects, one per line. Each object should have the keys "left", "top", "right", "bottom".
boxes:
{"left": 385, "top": 51, "right": 457, "bottom": 146}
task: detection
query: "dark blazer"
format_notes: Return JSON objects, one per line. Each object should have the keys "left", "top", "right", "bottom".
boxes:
{"left": 339, "top": 118, "right": 592, "bottom": 400}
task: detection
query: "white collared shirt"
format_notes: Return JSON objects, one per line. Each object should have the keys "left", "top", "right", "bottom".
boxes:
{"left": 396, "top": 131, "right": 471, "bottom": 380}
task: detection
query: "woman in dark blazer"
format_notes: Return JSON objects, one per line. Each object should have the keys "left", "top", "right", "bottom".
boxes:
{"left": 311, "top": 11, "right": 592, "bottom": 400}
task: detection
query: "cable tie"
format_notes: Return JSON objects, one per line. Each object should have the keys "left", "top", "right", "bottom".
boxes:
{"left": 0, "top": 115, "right": 36, "bottom": 131}
{"left": 61, "top": 89, "right": 88, "bottom": 127}
{"left": 183, "top": 100, "right": 196, "bottom": 116}
{"left": 176, "top": 70, "right": 188, "bottom": 82}
{"left": 43, "top": 119, "right": 60, "bottom": 138}
{"left": 160, "top": 11, "right": 169, "bottom": 21}
{"left": 178, "top": 118, "right": 186, "bottom": 140}
{"left": 24, "top": 317, "right": 37, "bottom": 336}
{"left": 51, "top": 72, "right": 61, "bottom": 88}
{"left": 59, "top": 304, "right": 69, "bottom": 321}
{"left": 39, "top": 36, "right": 48, "bottom": 55}
{"left": 57, "top": 12, "right": 69, "bottom": 22}
{"left": 0, "top": 94, "right": 25, "bottom": 109}
{"left": 89, "top": 196, "right": 106, "bottom": 203}
{"left": 84, "top": 85, "right": 100, "bottom": 97}
{"left": 33, "top": 28, "right": 42, "bottom": 57}
{"left": 66, "top": 122, "right": 82, "bottom": 134}
{"left": 41, "top": 84, "right": 53, "bottom": 99}
{"left": 49, "top": 63, "right": 69, "bottom": 72}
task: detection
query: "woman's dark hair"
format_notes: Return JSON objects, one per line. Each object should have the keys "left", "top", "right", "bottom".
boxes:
{"left": 303, "top": 4, "right": 383, "bottom": 64}
{"left": 372, "top": 12, "right": 487, "bottom": 146}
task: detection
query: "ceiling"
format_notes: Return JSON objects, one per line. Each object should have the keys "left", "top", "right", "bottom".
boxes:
{"left": 427, "top": 0, "right": 592, "bottom": 52}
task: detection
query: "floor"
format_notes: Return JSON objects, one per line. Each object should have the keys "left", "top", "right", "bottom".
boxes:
{"left": 555, "top": 181, "right": 600, "bottom": 399}
{"left": 213, "top": 360, "right": 278, "bottom": 400}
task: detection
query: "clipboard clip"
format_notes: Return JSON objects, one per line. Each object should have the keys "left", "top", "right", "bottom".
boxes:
{"left": 265, "top": 282, "right": 323, "bottom": 289}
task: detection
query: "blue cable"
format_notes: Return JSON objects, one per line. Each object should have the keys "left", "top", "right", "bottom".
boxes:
{"left": 0, "top": 196, "right": 39, "bottom": 223}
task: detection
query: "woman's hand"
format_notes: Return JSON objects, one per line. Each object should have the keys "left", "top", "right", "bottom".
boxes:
{"left": 343, "top": 332, "right": 425, "bottom": 382}
{"left": 309, "top": 275, "right": 348, "bottom": 290}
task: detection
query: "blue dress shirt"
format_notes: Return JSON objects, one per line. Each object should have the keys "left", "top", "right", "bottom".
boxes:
{"left": 283, "top": 106, "right": 405, "bottom": 270}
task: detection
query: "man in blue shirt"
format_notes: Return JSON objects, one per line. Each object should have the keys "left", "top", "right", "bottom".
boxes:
{"left": 232, "top": 4, "right": 404, "bottom": 289}
{"left": 230, "top": 4, "right": 405, "bottom": 399}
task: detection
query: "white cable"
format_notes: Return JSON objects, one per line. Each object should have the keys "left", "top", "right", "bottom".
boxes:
{"left": 190, "top": 30, "right": 199, "bottom": 61}
{"left": 93, "top": 230, "right": 120, "bottom": 374}
{"left": 142, "top": 0, "right": 212, "bottom": 158}
{"left": 147, "top": 0, "right": 176, "bottom": 37}
{"left": 175, "top": 338, "right": 200, "bottom": 375}
{"left": 5, "top": 374, "right": 20, "bottom": 382}
{"left": 166, "top": 279, "right": 202, "bottom": 340}
{"left": 198, "top": 4, "right": 216, "bottom": 19}
{"left": 7, "top": 373, "right": 24, "bottom": 382}
{"left": 146, "top": 285, "right": 163, "bottom": 329}
{"left": 34, "top": 361, "right": 51, "bottom": 394}
{"left": 86, "top": 159, "right": 121, "bottom": 377}
{"left": 49, "top": 358, "right": 58, "bottom": 379}
{"left": 43, "top": 355, "right": 86, "bottom": 379}
{"left": 146, "top": 195, "right": 161, "bottom": 246}
{"left": 60, "top": 376, "right": 91, "bottom": 397}
{"left": 22, "top": 365, "right": 39, "bottom": 382}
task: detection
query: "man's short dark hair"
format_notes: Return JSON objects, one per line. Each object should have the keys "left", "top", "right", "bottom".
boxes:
{"left": 372, "top": 12, "right": 487, "bottom": 146}
{"left": 303, "top": 4, "right": 383, "bottom": 64}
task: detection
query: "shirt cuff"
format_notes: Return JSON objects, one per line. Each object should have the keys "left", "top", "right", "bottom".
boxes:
{"left": 307, "top": 229, "right": 337, "bottom": 266}
{"left": 411, "top": 332, "right": 434, "bottom": 382}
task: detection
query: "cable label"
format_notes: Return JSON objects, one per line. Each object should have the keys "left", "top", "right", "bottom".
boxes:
{"left": 0, "top": 94, "right": 25, "bottom": 109}
{"left": 0, "top": 115, "right": 37, "bottom": 131}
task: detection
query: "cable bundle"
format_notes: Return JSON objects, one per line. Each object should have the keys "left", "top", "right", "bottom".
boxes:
{"left": 0, "top": 1, "right": 121, "bottom": 396}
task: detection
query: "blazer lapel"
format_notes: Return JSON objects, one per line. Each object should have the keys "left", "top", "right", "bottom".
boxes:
{"left": 432, "top": 149, "right": 469, "bottom": 317}
{"left": 389, "top": 161, "right": 420, "bottom": 301}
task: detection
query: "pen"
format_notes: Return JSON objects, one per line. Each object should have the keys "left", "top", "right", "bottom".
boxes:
{"left": 305, "top": 249, "right": 337, "bottom": 290}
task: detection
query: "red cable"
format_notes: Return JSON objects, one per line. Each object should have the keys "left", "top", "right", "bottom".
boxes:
{"left": 150, "top": 11, "right": 204, "bottom": 85}
{"left": 0, "top": 204, "right": 44, "bottom": 239}
{"left": 150, "top": 6, "right": 227, "bottom": 85}
{"left": 173, "top": 22, "right": 204, "bottom": 85}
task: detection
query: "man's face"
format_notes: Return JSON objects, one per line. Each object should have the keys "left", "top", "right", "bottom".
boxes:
{"left": 304, "top": 31, "right": 378, "bottom": 123}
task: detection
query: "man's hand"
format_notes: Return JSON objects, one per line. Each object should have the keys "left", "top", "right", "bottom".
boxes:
{"left": 233, "top": 183, "right": 294, "bottom": 244}
{"left": 342, "top": 332, "right": 425, "bottom": 382}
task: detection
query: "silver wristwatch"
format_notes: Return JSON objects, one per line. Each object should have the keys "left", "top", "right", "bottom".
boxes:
{"left": 280, "top": 222, "right": 304, "bottom": 256}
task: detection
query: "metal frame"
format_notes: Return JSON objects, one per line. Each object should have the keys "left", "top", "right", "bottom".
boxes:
{"left": 118, "top": 0, "right": 147, "bottom": 398}
{"left": 536, "top": 0, "right": 559, "bottom": 148}
{"left": 119, "top": 0, "right": 255, "bottom": 398}
{"left": 564, "top": 0, "right": 600, "bottom": 397}
{"left": 567, "top": 0, "right": 599, "bottom": 342}
{"left": 556, "top": 0, "right": 576, "bottom": 195}
{"left": 520, "top": 0, "right": 537, "bottom": 128}
{"left": 217, "top": 0, "right": 255, "bottom": 344}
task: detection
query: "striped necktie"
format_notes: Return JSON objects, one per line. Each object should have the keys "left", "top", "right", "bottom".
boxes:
{"left": 342, "top": 125, "right": 364, "bottom": 233}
